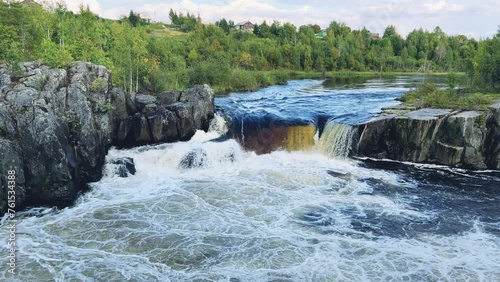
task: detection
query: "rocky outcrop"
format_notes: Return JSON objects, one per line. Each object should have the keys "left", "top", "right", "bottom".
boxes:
{"left": 0, "top": 61, "right": 113, "bottom": 213}
{"left": 113, "top": 85, "right": 214, "bottom": 146}
{"left": 0, "top": 62, "right": 215, "bottom": 215}
{"left": 357, "top": 105, "right": 500, "bottom": 170}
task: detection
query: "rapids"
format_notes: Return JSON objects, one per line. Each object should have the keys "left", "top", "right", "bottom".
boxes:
{"left": 1, "top": 76, "right": 499, "bottom": 282}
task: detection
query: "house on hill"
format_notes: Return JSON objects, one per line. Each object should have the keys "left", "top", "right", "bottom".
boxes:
{"left": 370, "top": 33, "right": 380, "bottom": 39}
{"left": 236, "top": 21, "right": 254, "bottom": 32}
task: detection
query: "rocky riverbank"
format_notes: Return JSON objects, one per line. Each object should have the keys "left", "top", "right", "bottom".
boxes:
{"left": 0, "top": 62, "right": 214, "bottom": 215}
{"left": 356, "top": 104, "right": 500, "bottom": 170}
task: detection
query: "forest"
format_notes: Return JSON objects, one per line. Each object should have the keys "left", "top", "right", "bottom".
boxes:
{"left": 0, "top": 1, "right": 499, "bottom": 94}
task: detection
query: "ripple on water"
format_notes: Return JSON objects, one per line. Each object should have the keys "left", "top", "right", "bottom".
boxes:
{"left": 1, "top": 79, "right": 499, "bottom": 281}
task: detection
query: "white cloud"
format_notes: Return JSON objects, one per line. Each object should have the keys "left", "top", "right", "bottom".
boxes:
{"left": 425, "top": 1, "right": 464, "bottom": 13}
{"left": 60, "top": 0, "right": 102, "bottom": 15}
{"left": 50, "top": 0, "right": 498, "bottom": 38}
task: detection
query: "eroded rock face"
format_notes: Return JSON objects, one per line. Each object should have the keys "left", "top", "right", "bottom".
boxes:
{"left": 485, "top": 103, "right": 500, "bottom": 169}
{"left": 0, "top": 62, "right": 113, "bottom": 212}
{"left": 357, "top": 107, "right": 498, "bottom": 170}
{"left": 0, "top": 61, "right": 215, "bottom": 215}
{"left": 113, "top": 84, "right": 215, "bottom": 146}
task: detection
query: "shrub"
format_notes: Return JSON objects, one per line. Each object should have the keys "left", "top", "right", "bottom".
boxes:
{"left": 399, "top": 82, "right": 493, "bottom": 110}
{"left": 273, "top": 70, "right": 289, "bottom": 85}
{"left": 231, "top": 69, "right": 258, "bottom": 91}
{"left": 90, "top": 78, "right": 108, "bottom": 92}
{"left": 457, "top": 93, "right": 493, "bottom": 110}
{"left": 100, "top": 103, "right": 115, "bottom": 113}
{"left": 422, "top": 89, "right": 457, "bottom": 108}
{"left": 255, "top": 72, "right": 275, "bottom": 87}
{"left": 188, "top": 61, "right": 231, "bottom": 87}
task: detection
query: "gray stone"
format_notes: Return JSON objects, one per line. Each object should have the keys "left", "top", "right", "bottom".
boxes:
{"left": 112, "top": 87, "right": 128, "bottom": 120}
{"left": 143, "top": 103, "right": 158, "bottom": 115}
{"left": 40, "top": 88, "right": 67, "bottom": 117}
{"left": 0, "top": 139, "right": 25, "bottom": 214}
{"left": 0, "top": 102, "right": 16, "bottom": 139}
{"left": 167, "top": 103, "right": 194, "bottom": 140}
{"left": 125, "top": 91, "right": 137, "bottom": 114}
{"left": 157, "top": 90, "right": 182, "bottom": 106}
{"left": 434, "top": 141, "right": 464, "bottom": 166}
{"left": 5, "top": 87, "right": 38, "bottom": 109}
{"left": 405, "top": 108, "right": 453, "bottom": 120}
{"left": 19, "top": 61, "right": 41, "bottom": 73}
{"left": 0, "top": 74, "right": 11, "bottom": 89}
{"left": 147, "top": 108, "right": 179, "bottom": 143}
{"left": 136, "top": 94, "right": 157, "bottom": 112}
{"left": 357, "top": 106, "right": 499, "bottom": 170}
{"left": 132, "top": 113, "right": 151, "bottom": 143}
{"left": 43, "top": 68, "right": 67, "bottom": 92}
{"left": 21, "top": 68, "right": 46, "bottom": 90}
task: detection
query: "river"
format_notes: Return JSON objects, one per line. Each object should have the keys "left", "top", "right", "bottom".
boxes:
{"left": 1, "top": 76, "right": 499, "bottom": 281}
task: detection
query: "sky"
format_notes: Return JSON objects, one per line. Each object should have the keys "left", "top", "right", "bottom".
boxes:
{"left": 58, "top": 0, "right": 499, "bottom": 38}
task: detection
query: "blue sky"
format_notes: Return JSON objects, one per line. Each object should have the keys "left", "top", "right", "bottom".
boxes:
{"left": 61, "top": 0, "right": 499, "bottom": 38}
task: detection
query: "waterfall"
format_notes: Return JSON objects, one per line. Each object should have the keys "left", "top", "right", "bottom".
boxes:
{"left": 316, "top": 121, "right": 357, "bottom": 159}
{"left": 208, "top": 114, "right": 228, "bottom": 135}
{"left": 284, "top": 125, "right": 317, "bottom": 151}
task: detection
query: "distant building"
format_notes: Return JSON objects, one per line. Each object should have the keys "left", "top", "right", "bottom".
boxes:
{"left": 236, "top": 21, "right": 254, "bottom": 32}
{"left": 370, "top": 33, "right": 380, "bottom": 39}
{"left": 315, "top": 30, "right": 327, "bottom": 39}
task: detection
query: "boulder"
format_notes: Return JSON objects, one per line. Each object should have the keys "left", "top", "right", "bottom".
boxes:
{"left": 179, "top": 84, "right": 215, "bottom": 131}
{"left": 111, "top": 87, "right": 128, "bottom": 120}
{"left": 111, "top": 157, "right": 136, "bottom": 177}
{"left": 147, "top": 108, "right": 179, "bottom": 143}
{"left": 157, "top": 90, "right": 182, "bottom": 106}
{"left": 135, "top": 94, "right": 157, "bottom": 112}
{"left": 113, "top": 84, "right": 215, "bottom": 146}
{"left": 132, "top": 113, "right": 152, "bottom": 143}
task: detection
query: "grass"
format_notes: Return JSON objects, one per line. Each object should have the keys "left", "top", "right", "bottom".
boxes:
{"left": 398, "top": 83, "right": 495, "bottom": 111}
{"left": 149, "top": 27, "right": 187, "bottom": 38}
{"left": 212, "top": 70, "right": 290, "bottom": 94}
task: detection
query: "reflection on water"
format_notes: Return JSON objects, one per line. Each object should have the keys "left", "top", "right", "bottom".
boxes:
{"left": 322, "top": 74, "right": 447, "bottom": 90}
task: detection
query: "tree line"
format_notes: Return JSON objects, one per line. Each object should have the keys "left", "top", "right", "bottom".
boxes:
{"left": 1, "top": 2, "right": 499, "bottom": 93}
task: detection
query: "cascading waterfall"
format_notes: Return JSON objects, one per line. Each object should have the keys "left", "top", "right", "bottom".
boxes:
{"left": 4, "top": 79, "right": 499, "bottom": 282}
{"left": 208, "top": 113, "right": 229, "bottom": 135}
{"left": 284, "top": 125, "right": 317, "bottom": 151}
{"left": 316, "top": 121, "right": 358, "bottom": 158}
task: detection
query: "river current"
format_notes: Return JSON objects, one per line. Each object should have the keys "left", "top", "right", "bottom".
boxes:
{"left": 1, "top": 76, "right": 499, "bottom": 281}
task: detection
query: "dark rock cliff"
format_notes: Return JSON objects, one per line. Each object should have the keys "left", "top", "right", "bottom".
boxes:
{"left": 356, "top": 105, "right": 500, "bottom": 170}
{"left": 0, "top": 62, "right": 214, "bottom": 215}
{"left": 113, "top": 85, "right": 214, "bottom": 146}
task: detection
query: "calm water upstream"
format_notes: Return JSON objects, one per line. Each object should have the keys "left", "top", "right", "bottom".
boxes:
{"left": 1, "top": 76, "right": 499, "bottom": 282}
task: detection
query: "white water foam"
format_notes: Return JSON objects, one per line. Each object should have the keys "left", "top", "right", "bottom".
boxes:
{"left": 1, "top": 129, "right": 499, "bottom": 281}
{"left": 316, "top": 121, "right": 358, "bottom": 159}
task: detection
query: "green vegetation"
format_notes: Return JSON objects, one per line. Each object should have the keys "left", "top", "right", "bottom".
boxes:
{"left": 398, "top": 83, "right": 493, "bottom": 110}
{"left": 0, "top": 2, "right": 499, "bottom": 95}
{"left": 100, "top": 104, "right": 115, "bottom": 113}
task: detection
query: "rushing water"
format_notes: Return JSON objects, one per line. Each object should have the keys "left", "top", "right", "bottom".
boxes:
{"left": 1, "top": 77, "right": 499, "bottom": 282}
